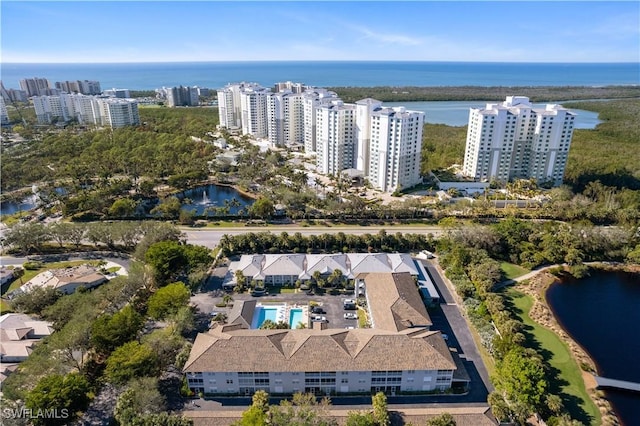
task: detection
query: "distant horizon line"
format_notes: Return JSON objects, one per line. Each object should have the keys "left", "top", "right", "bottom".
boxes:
{"left": 3, "top": 60, "right": 639, "bottom": 65}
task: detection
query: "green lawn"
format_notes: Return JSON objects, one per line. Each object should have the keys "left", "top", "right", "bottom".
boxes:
{"left": 500, "top": 262, "right": 530, "bottom": 280}
{"left": 505, "top": 288, "right": 600, "bottom": 425}
{"left": 1, "top": 299, "right": 13, "bottom": 313}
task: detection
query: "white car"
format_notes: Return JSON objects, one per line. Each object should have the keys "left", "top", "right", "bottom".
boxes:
{"left": 344, "top": 313, "right": 358, "bottom": 320}
{"left": 311, "top": 315, "right": 328, "bottom": 323}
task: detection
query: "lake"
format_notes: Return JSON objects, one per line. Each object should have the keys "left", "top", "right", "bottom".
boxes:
{"left": 546, "top": 269, "right": 640, "bottom": 425}
{"left": 384, "top": 100, "right": 602, "bottom": 128}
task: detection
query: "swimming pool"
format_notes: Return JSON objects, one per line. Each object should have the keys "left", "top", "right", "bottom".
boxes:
{"left": 289, "top": 308, "right": 304, "bottom": 329}
{"left": 252, "top": 306, "right": 279, "bottom": 328}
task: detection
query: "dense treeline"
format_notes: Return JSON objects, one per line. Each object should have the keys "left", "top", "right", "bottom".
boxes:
{"left": 0, "top": 107, "right": 219, "bottom": 192}
{"left": 218, "top": 230, "right": 436, "bottom": 257}
{"left": 563, "top": 99, "right": 640, "bottom": 191}
{"left": 421, "top": 124, "right": 467, "bottom": 172}
{"left": 436, "top": 217, "right": 639, "bottom": 425}
{"left": 329, "top": 85, "right": 640, "bottom": 103}
{"left": 2, "top": 227, "right": 208, "bottom": 425}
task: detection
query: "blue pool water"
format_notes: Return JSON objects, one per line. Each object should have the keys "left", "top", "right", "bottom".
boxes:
{"left": 289, "top": 308, "right": 304, "bottom": 329}
{"left": 253, "top": 307, "right": 279, "bottom": 329}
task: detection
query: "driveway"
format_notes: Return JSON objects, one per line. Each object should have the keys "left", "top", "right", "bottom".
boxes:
{"left": 422, "top": 260, "right": 494, "bottom": 395}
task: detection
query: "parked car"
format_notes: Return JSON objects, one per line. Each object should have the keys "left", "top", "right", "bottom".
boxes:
{"left": 311, "top": 315, "right": 328, "bottom": 323}
{"left": 311, "top": 306, "right": 326, "bottom": 314}
{"left": 343, "top": 299, "right": 356, "bottom": 310}
{"left": 344, "top": 312, "right": 358, "bottom": 320}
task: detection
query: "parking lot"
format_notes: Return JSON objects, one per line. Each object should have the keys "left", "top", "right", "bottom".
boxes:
{"left": 190, "top": 282, "right": 362, "bottom": 330}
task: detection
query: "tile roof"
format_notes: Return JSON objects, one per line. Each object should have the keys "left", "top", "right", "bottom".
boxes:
{"left": 184, "top": 328, "right": 454, "bottom": 373}
{"left": 262, "top": 254, "right": 306, "bottom": 276}
{"left": 365, "top": 273, "right": 432, "bottom": 332}
{"left": 20, "top": 265, "right": 106, "bottom": 293}
{"left": 306, "top": 254, "right": 349, "bottom": 275}
{"left": 229, "top": 253, "right": 418, "bottom": 281}
{"left": 227, "top": 300, "right": 256, "bottom": 328}
{"left": 0, "top": 314, "right": 54, "bottom": 340}
{"left": 348, "top": 253, "right": 392, "bottom": 275}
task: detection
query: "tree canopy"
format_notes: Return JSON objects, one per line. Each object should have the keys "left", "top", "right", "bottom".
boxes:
{"left": 147, "top": 281, "right": 191, "bottom": 319}
{"left": 25, "top": 373, "right": 91, "bottom": 426}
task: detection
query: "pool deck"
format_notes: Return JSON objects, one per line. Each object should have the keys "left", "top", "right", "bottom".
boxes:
{"left": 254, "top": 303, "right": 308, "bottom": 329}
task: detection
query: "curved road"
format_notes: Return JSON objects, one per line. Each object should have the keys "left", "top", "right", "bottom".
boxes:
{"left": 183, "top": 225, "right": 444, "bottom": 249}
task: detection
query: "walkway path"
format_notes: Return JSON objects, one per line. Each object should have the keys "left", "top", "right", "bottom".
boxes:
{"left": 593, "top": 375, "right": 640, "bottom": 393}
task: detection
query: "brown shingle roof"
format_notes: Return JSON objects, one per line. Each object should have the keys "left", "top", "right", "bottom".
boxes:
{"left": 365, "top": 273, "right": 432, "bottom": 332}
{"left": 183, "top": 328, "right": 455, "bottom": 373}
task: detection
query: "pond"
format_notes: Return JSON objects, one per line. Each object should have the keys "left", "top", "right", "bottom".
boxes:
{"left": 0, "top": 194, "right": 39, "bottom": 216}
{"left": 177, "top": 183, "right": 254, "bottom": 216}
{"left": 546, "top": 270, "right": 640, "bottom": 425}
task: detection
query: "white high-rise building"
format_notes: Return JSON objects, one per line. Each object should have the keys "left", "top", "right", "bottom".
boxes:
{"left": 0, "top": 97, "right": 8, "bottom": 125}
{"left": 32, "top": 94, "right": 73, "bottom": 123}
{"left": 273, "top": 81, "right": 305, "bottom": 94}
{"left": 217, "top": 83, "right": 244, "bottom": 129}
{"left": 315, "top": 100, "right": 356, "bottom": 175}
{"left": 68, "top": 94, "right": 99, "bottom": 124}
{"left": 368, "top": 106, "right": 424, "bottom": 193}
{"left": 95, "top": 98, "right": 140, "bottom": 128}
{"left": 303, "top": 88, "right": 339, "bottom": 153}
{"left": 103, "top": 88, "right": 131, "bottom": 98}
{"left": 240, "top": 85, "right": 270, "bottom": 138}
{"left": 166, "top": 86, "right": 199, "bottom": 107}
{"left": 267, "top": 91, "right": 305, "bottom": 146}
{"left": 462, "top": 96, "right": 575, "bottom": 186}
{"left": 355, "top": 98, "right": 384, "bottom": 175}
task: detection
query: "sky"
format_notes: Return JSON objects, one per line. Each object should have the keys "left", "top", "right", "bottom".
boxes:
{"left": 1, "top": 1, "right": 639, "bottom": 63}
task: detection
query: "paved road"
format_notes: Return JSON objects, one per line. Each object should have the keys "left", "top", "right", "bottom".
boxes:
{"left": 422, "top": 260, "right": 494, "bottom": 396}
{"left": 184, "top": 225, "right": 444, "bottom": 249}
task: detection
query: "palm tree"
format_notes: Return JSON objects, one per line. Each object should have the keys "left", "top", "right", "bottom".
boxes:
{"left": 329, "top": 269, "right": 344, "bottom": 288}
{"left": 222, "top": 294, "right": 233, "bottom": 307}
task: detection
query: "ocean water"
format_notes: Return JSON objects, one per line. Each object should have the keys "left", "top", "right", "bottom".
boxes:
{"left": 2, "top": 61, "right": 638, "bottom": 90}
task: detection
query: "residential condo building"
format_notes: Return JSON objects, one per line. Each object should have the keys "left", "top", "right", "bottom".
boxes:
{"left": 54, "top": 80, "right": 102, "bottom": 95}
{"left": 184, "top": 271, "right": 456, "bottom": 396}
{"left": 240, "top": 85, "right": 271, "bottom": 139}
{"left": 19, "top": 77, "right": 54, "bottom": 97}
{"left": 165, "top": 86, "right": 199, "bottom": 107}
{"left": 368, "top": 105, "right": 424, "bottom": 192}
{"left": 95, "top": 97, "right": 140, "bottom": 128}
{"left": 32, "top": 94, "right": 73, "bottom": 123}
{"left": 315, "top": 100, "right": 356, "bottom": 175}
{"left": 462, "top": 96, "right": 576, "bottom": 186}
{"left": 32, "top": 94, "right": 139, "bottom": 128}
{"left": 0, "top": 97, "right": 9, "bottom": 125}
{"left": 303, "top": 88, "right": 339, "bottom": 153}
{"left": 217, "top": 82, "right": 424, "bottom": 192}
